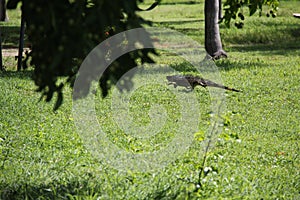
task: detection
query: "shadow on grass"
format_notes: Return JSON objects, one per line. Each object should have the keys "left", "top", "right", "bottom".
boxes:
{"left": 155, "top": 19, "right": 204, "bottom": 25}
{"left": 223, "top": 23, "right": 300, "bottom": 56}
{"left": 1, "top": 178, "right": 175, "bottom": 199}
{"left": 160, "top": 0, "right": 201, "bottom": 5}
{"left": 227, "top": 41, "right": 300, "bottom": 56}
{"left": 0, "top": 70, "right": 33, "bottom": 80}
{"left": 219, "top": 22, "right": 300, "bottom": 70}
{"left": 1, "top": 180, "right": 95, "bottom": 200}
{"left": 167, "top": 58, "right": 270, "bottom": 73}
{"left": 0, "top": 26, "right": 22, "bottom": 48}
{"left": 215, "top": 59, "right": 270, "bottom": 71}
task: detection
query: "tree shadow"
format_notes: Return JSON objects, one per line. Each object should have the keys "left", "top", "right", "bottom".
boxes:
{"left": 219, "top": 21, "right": 300, "bottom": 70}
{"left": 153, "top": 19, "right": 204, "bottom": 35}
{"left": 227, "top": 41, "right": 300, "bottom": 57}
{"left": 215, "top": 59, "right": 270, "bottom": 71}
{"left": 167, "top": 58, "right": 271, "bottom": 74}
{"left": 1, "top": 180, "right": 96, "bottom": 199}
{"left": 156, "top": 19, "right": 204, "bottom": 25}
{"left": 222, "top": 23, "right": 300, "bottom": 57}
{"left": 0, "top": 26, "right": 22, "bottom": 48}
{"left": 160, "top": 0, "right": 201, "bottom": 5}
{"left": 0, "top": 70, "right": 33, "bottom": 80}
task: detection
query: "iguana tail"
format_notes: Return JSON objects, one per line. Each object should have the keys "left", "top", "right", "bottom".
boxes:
{"left": 199, "top": 79, "right": 241, "bottom": 92}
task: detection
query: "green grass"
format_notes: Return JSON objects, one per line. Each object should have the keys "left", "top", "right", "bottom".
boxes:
{"left": 1, "top": 0, "right": 300, "bottom": 199}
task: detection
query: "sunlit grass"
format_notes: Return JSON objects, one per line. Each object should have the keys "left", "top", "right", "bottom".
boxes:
{"left": 0, "top": 0, "right": 299, "bottom": 199}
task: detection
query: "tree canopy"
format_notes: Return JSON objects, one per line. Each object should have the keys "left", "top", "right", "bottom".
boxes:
{"left": 7, "top": 0, "right": 157, "bottom": 109}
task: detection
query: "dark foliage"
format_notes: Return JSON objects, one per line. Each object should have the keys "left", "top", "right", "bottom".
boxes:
{"left": 7, "top": 0, "right": 158, "bottom": 109}
{"left": 222, "top": 0, "right": 279, "bottom": 28}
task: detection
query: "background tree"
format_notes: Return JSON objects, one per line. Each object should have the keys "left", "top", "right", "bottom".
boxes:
{"left": 0, "top": 0, "right": 8, "bottom": 21}
{"left": 206, "top": 0, "right": 279, "bottom": 59}
{"left": 205, "top": 0, "right": 227, "bottom": 59}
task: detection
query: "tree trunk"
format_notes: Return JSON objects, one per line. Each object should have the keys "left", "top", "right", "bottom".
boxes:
{"left": 0, "top": 0, "right": 8, "bottom": 21}
{"left": 218, "top": 0, "right": 222, "bottom": 20}
{"left": 205, "top": 0, "right": 227, "bottom": 59}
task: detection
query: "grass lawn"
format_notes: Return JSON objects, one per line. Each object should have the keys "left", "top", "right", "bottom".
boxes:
{"left": 0, "top": 0, "right": 299, "bottom": 199}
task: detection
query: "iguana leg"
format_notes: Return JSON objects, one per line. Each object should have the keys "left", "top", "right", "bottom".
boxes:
{"left": 167, "top": 82, "right": 177, "bottom": 88}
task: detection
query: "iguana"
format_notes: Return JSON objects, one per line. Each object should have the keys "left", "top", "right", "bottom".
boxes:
{"left": 166, "top": 75, "right": 241, "bottom": 92}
